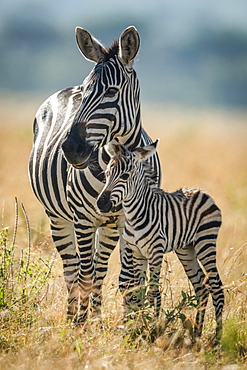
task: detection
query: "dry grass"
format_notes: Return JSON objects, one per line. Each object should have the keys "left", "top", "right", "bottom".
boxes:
{"left": 0, "top": 97, "right": 247, "bottom": 369}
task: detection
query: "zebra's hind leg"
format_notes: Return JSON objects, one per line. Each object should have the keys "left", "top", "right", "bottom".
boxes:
{"left": 194, "top": 239, "right": 224, "bottom": 343}
{"left": 175, "top": 245, "right": 210, "bottom": 339}
{"left": 48, "top": 213, "right": 80, "bottom": 322}
{"left": 91, "top": 224, "right": 119, "bottom": 318}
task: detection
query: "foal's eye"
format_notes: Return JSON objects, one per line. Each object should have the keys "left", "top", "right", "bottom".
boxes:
{"left": 120, "top": 173, "right": 129, "bottom": 181}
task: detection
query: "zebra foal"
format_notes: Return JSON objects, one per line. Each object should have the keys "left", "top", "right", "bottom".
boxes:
{"left": 97, "top": 140, "right": 224, "bottom": 341}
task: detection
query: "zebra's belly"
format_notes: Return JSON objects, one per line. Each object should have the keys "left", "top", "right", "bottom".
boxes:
{"left": 29, "top": 148, "right": 73, "bottom": 221}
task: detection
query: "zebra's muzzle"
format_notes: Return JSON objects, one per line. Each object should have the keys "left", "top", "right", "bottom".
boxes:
{"left": 97, "top": 191, "right": 113, "bottom": 213}
{"left": 62, "top": 122, "right": 93, "bottom": 169}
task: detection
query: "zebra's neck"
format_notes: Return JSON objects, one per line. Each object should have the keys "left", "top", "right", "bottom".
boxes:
{"left": 117, "top": 109, "right": 142, "bottom": 150}
{"left": 123, "top": 168, "right": 158, "bottom": 225}
{"left": 88, "top": 113, "right": 142, "bottom": 174}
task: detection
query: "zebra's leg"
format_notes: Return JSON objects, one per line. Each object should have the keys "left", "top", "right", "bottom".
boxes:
{"left": 148, "top": 256, "right": 163, "bottom": 317}
{"left": 194, "top": 239, "right": 224, "bottom": 342}
{"left": 74, "top": 214, "right": 97, "bottom": 323}
{"left": 91, "top": 224, "right": 119, "bottom": 317}
{"left": 48, "top": 212, "right": 80, "bottom": 321}
{"left": 130, "top": 248, "right": 148, "bottom": 312}
{"left": 118, "top": 238, "right": 137, "bottom": 317}
{"left": 119, "top": 241, "right": 148, "bottom": 317}
{"left": 175, "top": 245, "right": 209, "bottom": 338}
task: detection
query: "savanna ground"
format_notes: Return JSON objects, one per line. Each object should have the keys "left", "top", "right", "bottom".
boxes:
{"left": 0, "top": 96, "right": 247, "bottom": 369}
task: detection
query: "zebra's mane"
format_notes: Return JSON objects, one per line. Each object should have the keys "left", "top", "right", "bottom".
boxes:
{"left": 101, "top": 40, "right": 119, "bottom": 62}
{"left": 142, "top": 161, "right": 161, "bottom": 189}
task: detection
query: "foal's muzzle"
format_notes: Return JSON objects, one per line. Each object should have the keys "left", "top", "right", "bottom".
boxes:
{"left": 97, "top": 191, "right": 113, "bottom": 213}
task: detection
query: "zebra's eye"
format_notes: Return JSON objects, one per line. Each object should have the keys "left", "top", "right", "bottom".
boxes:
{"left": 120, "top": 173, "right": 129, "bottom": 181}
{"left": 105, "top": 87, "right": 118, "bottom": 97}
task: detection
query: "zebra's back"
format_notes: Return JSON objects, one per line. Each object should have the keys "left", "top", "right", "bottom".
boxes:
{"left": 164, "top": 187, "right": 221, "bottom": 251}
{"left": 28, "top": 86, "right": 82, "bottom": 220}
{"left": 124, "top": 186, "right": 221, "bottom": 256}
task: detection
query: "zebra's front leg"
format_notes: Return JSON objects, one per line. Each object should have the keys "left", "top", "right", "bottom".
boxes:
{"left": 74, "top": 215, "right": 97, "bottom": 324}
{"left": 148, "top": 252, "right": 163, "bottom": 317}
{"left": 48, "top": 213, "right": 80, "bottom": 321}
{"left": 131, "top": 253, "right": 148, "bottom": 313}
{"left": 91, "top": 224, "right": 119, "bottom": 318}
{"left": 121, "top": 243, "right": 148, "bottom": 317}
{"left": 118, "top": 238, "right": 136, "bottom": 315}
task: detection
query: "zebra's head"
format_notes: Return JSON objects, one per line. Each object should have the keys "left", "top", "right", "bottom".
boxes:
{"left": 97, "top": 140, "right": 159, "bottom": 213}
{"left": 62, "top": 26, "right": 141, "bottom": 169}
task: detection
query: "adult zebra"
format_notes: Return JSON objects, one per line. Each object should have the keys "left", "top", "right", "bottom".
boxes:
{"left": 28, "top": 26, "right": 161, "bottom": 323}
{"left": 97, "top": 140, "right": 224, "bottom": 342}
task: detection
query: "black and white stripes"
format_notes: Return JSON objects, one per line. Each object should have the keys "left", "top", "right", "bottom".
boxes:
{"left": 97, "top": 141, "right": 224, "bottom": 341}
{"left": 28, "top": 26, "right": 161, "bottom": 323}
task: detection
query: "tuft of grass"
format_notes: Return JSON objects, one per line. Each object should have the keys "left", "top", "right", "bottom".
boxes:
{"left": 0, "top": 199, "right": 56, "bottom": 351}
{"left": 123, "top": 290, "right": 197, "bottom": 349}
{"left": 221, "top": 317, "right": 247, "bottom": 363}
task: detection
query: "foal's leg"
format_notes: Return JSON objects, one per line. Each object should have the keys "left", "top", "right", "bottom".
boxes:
{"left": 148, "top": 252, "right": 163, "bottom": 316}
{"left": 132, "top": 248, "right": 148, "bottom": 311}
{"left": 175, "top": 245, "right": 209, "bottom": 338}
{"left": 194, "top": 238, "right": 224, "bottom": 342}
{"left": 119, "top": 239, "right": 135, "bottom": 306}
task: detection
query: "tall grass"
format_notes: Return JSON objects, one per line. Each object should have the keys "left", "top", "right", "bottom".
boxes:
{"left": 0, "top": 199, "right": 56, "bottom": 350}
{"left": 0, "top": 100, "right": 247, "bottom": 368}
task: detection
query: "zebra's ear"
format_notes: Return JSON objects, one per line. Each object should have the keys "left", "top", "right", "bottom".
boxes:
{"left": 76, "top": 27, "right": 107, "bottom": 63}
{"left": 106, "top": 139, "right": 121, "bottom": 157}
{"left": 134, "top": 139, "right": 159, "bottom": 162}
{"left": 119, "top": 26, "right": 140, "bottom": 65}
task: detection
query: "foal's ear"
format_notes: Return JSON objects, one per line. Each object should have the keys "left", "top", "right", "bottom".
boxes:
{"left": 119, "top": 26, "right": 140, "bottom": 66}
{"left": 76, "top": 27, "right": 107, "bottom": 63}
{"left": 106, "top": 139, "right": 121, "bottom": 157}
{"left": 134, "top": 139, "right": 159, "bottom": 162}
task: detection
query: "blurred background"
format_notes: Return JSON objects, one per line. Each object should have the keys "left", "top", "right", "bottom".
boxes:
{"left": 1, "top": 0, "right": 247, "bottom": 107}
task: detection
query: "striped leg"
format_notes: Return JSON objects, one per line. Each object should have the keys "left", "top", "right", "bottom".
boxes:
{"left": 130, "top": 247, "right": 148, "bottom": 312}
{"left": 194, "top": 238, "right": 224, "bottom": 342}
{"left": 175, "top": 245, "right": 209, "bottom": 338}
{"left": 91, "top": 224, "right": 119, "bottom": 317}
{"left": 119, "top": 240, "right": 136, "bottom": 312}
{"left": 74, "top": 214, "right": 96, "bottom": 323}
{"left": 48, "top": 213, "right": 80, "bottom": 320}
{"left": 148, "top": 251, "right": 163, "bottom": 316}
